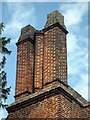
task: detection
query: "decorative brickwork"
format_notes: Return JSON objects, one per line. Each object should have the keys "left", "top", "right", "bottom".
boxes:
{"left": 15, "top": 25, "right": 36, "bottom": 100}
{"left": 43, "top": 26, "right": 67, "bottom": 85}
{"left": 6, "top": 10, "right": 89, "bottom": 119}
{"left": 6, "top": 83, "right": 89, "bottom": 119}
{"left": 34, "top": 33, "right": 44, "bottom": 92}
{"left": 15, "top": 39, "right": 34, "bottom": 100}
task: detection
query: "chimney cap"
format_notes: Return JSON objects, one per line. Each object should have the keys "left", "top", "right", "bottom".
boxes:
{"left": 44, "top": 10, "right": 65, "bottom": 29}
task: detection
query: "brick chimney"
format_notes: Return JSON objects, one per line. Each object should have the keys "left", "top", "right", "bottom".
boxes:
{"left": 43, "top": 10, "right": 68, "bottom": 88}
{"left": 15, "top": 25, "right": 36, "bottom": 100}
{"left": 15, "top": 10, "right": 68, "bottom": 100}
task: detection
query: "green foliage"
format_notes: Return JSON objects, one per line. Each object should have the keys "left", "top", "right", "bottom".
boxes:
{"left": 0, "top": 56, "right": 6, "bottom": 68}
{"left": 0, "top": 22, "right": 11, "bottom": 109}
{"left": 0, "top": 22, "right": 4, "bottom": 34}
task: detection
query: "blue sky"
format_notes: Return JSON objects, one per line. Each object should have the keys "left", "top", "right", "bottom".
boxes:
{"left": 0, "top": 1, "right": 88, "bottom": 119}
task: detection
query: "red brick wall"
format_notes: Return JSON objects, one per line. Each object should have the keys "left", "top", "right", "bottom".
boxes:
{"left": 34, "top": 34, "right": 44, "bottom": 92}
{"left": 55, "top": 27, "right": 67, "bottom": 84}
{"left": 43, "top": 29, "right": 55, "bottom": 85}
{"left": 34, "top": 26, "right": 67, "bottom": 91}
{"left": 15, "top": 40, "right": 34, "bottom": 100}
{"left": 43, "top": 27, "right": 67, "bottom": 87}
{"left": 7, "top": 92, "right": 89, "bottom": 119}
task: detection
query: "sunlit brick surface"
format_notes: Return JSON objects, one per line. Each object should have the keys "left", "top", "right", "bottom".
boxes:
{"left": 43, "top": 29, "right": 55, "bottom": 84}
{"left": 43, "top": 27, "right": 67, "bottom": 86}
{"left": 34, "top": 34, "right": 44, "bottom": 92}
{"left": 34, "top": 26, "right": 67, "bottom": 90}
{"left": 15, "top": 40, "right": 34, "bottom": 100}
{"left": 55, "top": 27, "right": 67, "bottom": 84}
{"left": 7, "top": 93, "right": 89, "bottom": 118}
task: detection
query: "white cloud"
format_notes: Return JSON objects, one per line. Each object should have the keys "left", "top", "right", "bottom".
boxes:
{"left": 74, "top": 73, "right": 88, "bottom": 100}
{"left": 67, "top": 33, "right": 88, "bottom": 75}
{"left": 67, "top": 33, "right": 79, "bottom": 53}
{"left": 0, "top": 109, "right": 8, "bottom": 119}
{"left": 60, "top": 3, "right": 88, "bottom": 27}
{"left": 3, "top": 2, "right": 36, "bottom": 44}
